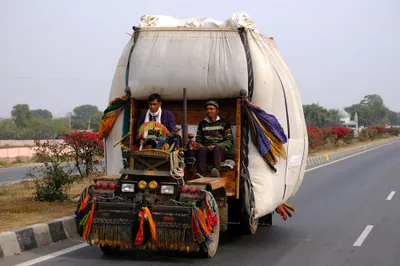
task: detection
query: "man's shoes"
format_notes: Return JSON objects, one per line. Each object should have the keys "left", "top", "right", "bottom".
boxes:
{"left": 210, "top": 168, "right": 220, "bottom": 177}
{"left": 193, "top": 173, "right": 203, "bottom": 179}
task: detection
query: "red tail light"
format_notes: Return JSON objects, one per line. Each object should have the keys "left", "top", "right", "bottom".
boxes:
{"left": 101, "top": 183, "right": 108, "bottom": 189}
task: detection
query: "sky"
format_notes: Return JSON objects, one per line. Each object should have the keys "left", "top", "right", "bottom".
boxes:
{"left": 0, "top": 0, "right": 399, "bottom": 118}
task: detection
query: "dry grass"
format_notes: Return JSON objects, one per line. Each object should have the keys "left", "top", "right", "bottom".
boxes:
{"left": 0, "top": 178, "right": 93, "bottom": 232}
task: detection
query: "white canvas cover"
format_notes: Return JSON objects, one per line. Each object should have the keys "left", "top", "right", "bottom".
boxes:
{"left": 105, "top": 12, "right": 308, "bottom": 218}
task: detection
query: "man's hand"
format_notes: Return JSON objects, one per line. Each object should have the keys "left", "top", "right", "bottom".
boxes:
{"left": 207, "top": 145, "right": 215, "bottom": 151}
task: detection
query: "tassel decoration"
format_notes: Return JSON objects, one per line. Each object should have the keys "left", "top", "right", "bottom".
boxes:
{"left": 82, "top": 197, "right": 96, "bottom": 239}
{"left": 135, "top": 209, "right": 145, "bottom": 246}
{"left": 203, "top": 190, "right": 218, "bottom": 229}
{"left": 242, "top": 96, "right": 287, "bottom": 172}
{"left": 143, "top": 207, "right": 157, "bottom": 244}
{"left": 191, "top": 203, "right": 212, "bottom": 245}
{"left": 275, "top": 202, "right": 296, "bottom": 221}
{"left": 78, "top": 194, "right": 90, "bottom": 212}
{"left": 135, "top": 207, "right": 157, "bottom": 247}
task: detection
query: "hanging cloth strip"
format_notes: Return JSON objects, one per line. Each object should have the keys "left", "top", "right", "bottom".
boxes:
{"left": 98, "top": 96, "right": 129, "bottom": 139}
{"left": 241, "top": 96, "right": 287, "bottom": 172}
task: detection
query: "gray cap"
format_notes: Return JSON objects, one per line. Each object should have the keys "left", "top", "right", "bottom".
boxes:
{"left": 205, "top": 100, "right": 219, "bottom": 109}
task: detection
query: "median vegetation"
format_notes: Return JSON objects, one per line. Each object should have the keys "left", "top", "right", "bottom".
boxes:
{"left": 25, "top": 131, "right": 104, "bottom": 202}
{"left": 307, "top": 125, "right": 400, "bottom": 153}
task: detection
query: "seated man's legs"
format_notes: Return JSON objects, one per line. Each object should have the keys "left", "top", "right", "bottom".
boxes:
{"left": 196, "top": 146, "right": 208, "bottom": 176}
{"left": 210, "top": 145, "right": 227, "bottom": 177}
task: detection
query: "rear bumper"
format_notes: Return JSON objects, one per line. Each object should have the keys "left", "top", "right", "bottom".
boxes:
{"left": 88, "top": 202, "right": 198, "bottom": 251}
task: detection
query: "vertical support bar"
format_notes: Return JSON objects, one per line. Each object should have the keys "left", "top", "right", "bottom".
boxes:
{"left": 235, "top": 97, "right": 242, "bottom": 199}
{"left": 182, "top": 88, "right": 188, "bottom": 146}
{"left": 129, "top": 98, "right": 136, "bottom": 168}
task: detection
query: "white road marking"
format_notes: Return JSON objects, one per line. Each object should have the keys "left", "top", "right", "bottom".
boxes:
{"left": 305, "top": 140, "right": 399, "bottom": 172}
{"left": 386, "top": 191, "right": 396, "bottom": 200}
{"left": 353, "top": 225, "right": 374, "bottom": 247}
{"left": 12, "top": 243, "right": 89, "bottom": 266}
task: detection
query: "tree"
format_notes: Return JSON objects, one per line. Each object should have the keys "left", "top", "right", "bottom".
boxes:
{"left": 11, "top": 104, "right": 32, "bottom": 128}
{"left": 303, "top": 104, "right": 329, "bottom": 128}
{"left": 72, "top": 104, "right": 99, "bottom": 122}
{"left": 31, "top": 109, "right": 53, "bottom": 119}
{"left": 388, "top": 111, "right": 400, "bottom": 126}
{"left": 71, "top": 105, "right": 99, "bottom": 130}
{"left": 89, "top": 111, "right": 103, "bottom": 131}
{"left": 64, "top": 131, "right": 104, "bottom": 177}
{"left": 345, "top": 94, "right": 389, "bottom": 126}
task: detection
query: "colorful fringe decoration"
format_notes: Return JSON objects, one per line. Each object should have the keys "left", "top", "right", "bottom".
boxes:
{"left": 156, "top": 227, "right": 199, "bottom": 252}
{"left": 191, "top": 203, "right": 212, "bottom": 245}
{"left": 202, "top": 191, "right": 218, "bottom": 231}
{"left": 137, "top": 121, "right": 170, "bottom": 138}
{"left": 75, "top": 190, "right": 93, "bottom": 237}
{"left": 190, "top": 190, "right": 220, "bottom": 245}
{"left": 134, "top": 207, "right": 157, "bottom": 247}
{"left": 91, "top": 219, "right": 133, "bottom": 249}
{"left": 98, "top": 96, "right": 129, "bottom": 139}
{"left": 82, "top": 197, "right": 96, "bottom": 239}
{"left": 242, "top": 96, "right": 287, "bottom": 173}
{"left": 275, "top": 203, "right": 296, "bottom": 221}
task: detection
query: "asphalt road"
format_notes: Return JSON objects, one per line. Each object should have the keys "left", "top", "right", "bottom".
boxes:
{"left": 0, "top": 165, "right": 35, "bottom": 184}
{"left": 0, "top": 162, "right": 104, "bottom": 185}
{"left": 2, "top": 141, "right": 400, "bottom": 266}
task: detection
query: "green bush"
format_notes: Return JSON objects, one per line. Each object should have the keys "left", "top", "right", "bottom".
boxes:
{"left": 26, "top": 140, "right": 75, "bottom": 202}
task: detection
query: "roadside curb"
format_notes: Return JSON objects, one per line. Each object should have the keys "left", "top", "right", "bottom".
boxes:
{"left": 305, "top": 137, "right": 400, "bottom": 170}
{"left": 0, "top": 137, "right": 399, "bottom": 259}
{"left": 0, "top": 216, "right": 78, "bottom": 258}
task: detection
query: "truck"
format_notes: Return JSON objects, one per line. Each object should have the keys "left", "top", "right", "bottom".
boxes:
{"left": 74, "top": 12, "right": 308, "bottom": 258}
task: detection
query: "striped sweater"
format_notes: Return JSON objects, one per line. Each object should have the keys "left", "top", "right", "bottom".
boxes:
{"left": 195, "top": 116, "right": 234, "bottom": 150}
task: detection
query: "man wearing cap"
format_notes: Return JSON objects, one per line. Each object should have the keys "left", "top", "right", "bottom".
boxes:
{"left": 194, "top": 100, "right": 234, "bottom": 177}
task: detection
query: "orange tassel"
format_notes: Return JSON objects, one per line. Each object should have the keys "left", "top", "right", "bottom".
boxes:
{"left": 135, "top": 211, "right": 145, "bottom": 246}
{"left": 79, "top": 195, "right": 90, "bottom": 211}
{"left": 143, "top": 207, "right": 157, "bottom": 244}
{"left": 82, "top": 201, "right": 95, "bottom": 240}
{"left": 283, "top": 203, "right": 296, "bottom": 212}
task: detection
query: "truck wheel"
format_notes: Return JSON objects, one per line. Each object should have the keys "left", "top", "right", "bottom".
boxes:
{"left": 199, "top": 196, "right": 220, "bottom": 258}
{"left": 258, "top": 213, "right": 272, "bottom": 226}
{"left": 100, "top": 245, "right": 120, "bottom": 255}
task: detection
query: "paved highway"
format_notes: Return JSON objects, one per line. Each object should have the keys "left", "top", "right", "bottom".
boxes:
{"left": 0, "top": 162, "right": 104, "bottom": 185}
{"left": 0, "top": 165, "right": 40, "bottom": 184}
{"left": 2, "top": 141, "right": 400, "bottom": 266}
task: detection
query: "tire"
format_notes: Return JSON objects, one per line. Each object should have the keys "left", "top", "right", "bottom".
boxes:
{"left": 258, "top": 213, "right": 273, "bottom": 226}
{"left": 100, "top": 245, "right": 120, "bottom": 255}
{"left": 198, "top": 195, "right": 220, "bottom": 258}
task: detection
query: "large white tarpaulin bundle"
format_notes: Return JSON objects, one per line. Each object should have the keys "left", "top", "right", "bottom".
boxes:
{"left": 105, "top": 12, "right": 308, "bottom": 218}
